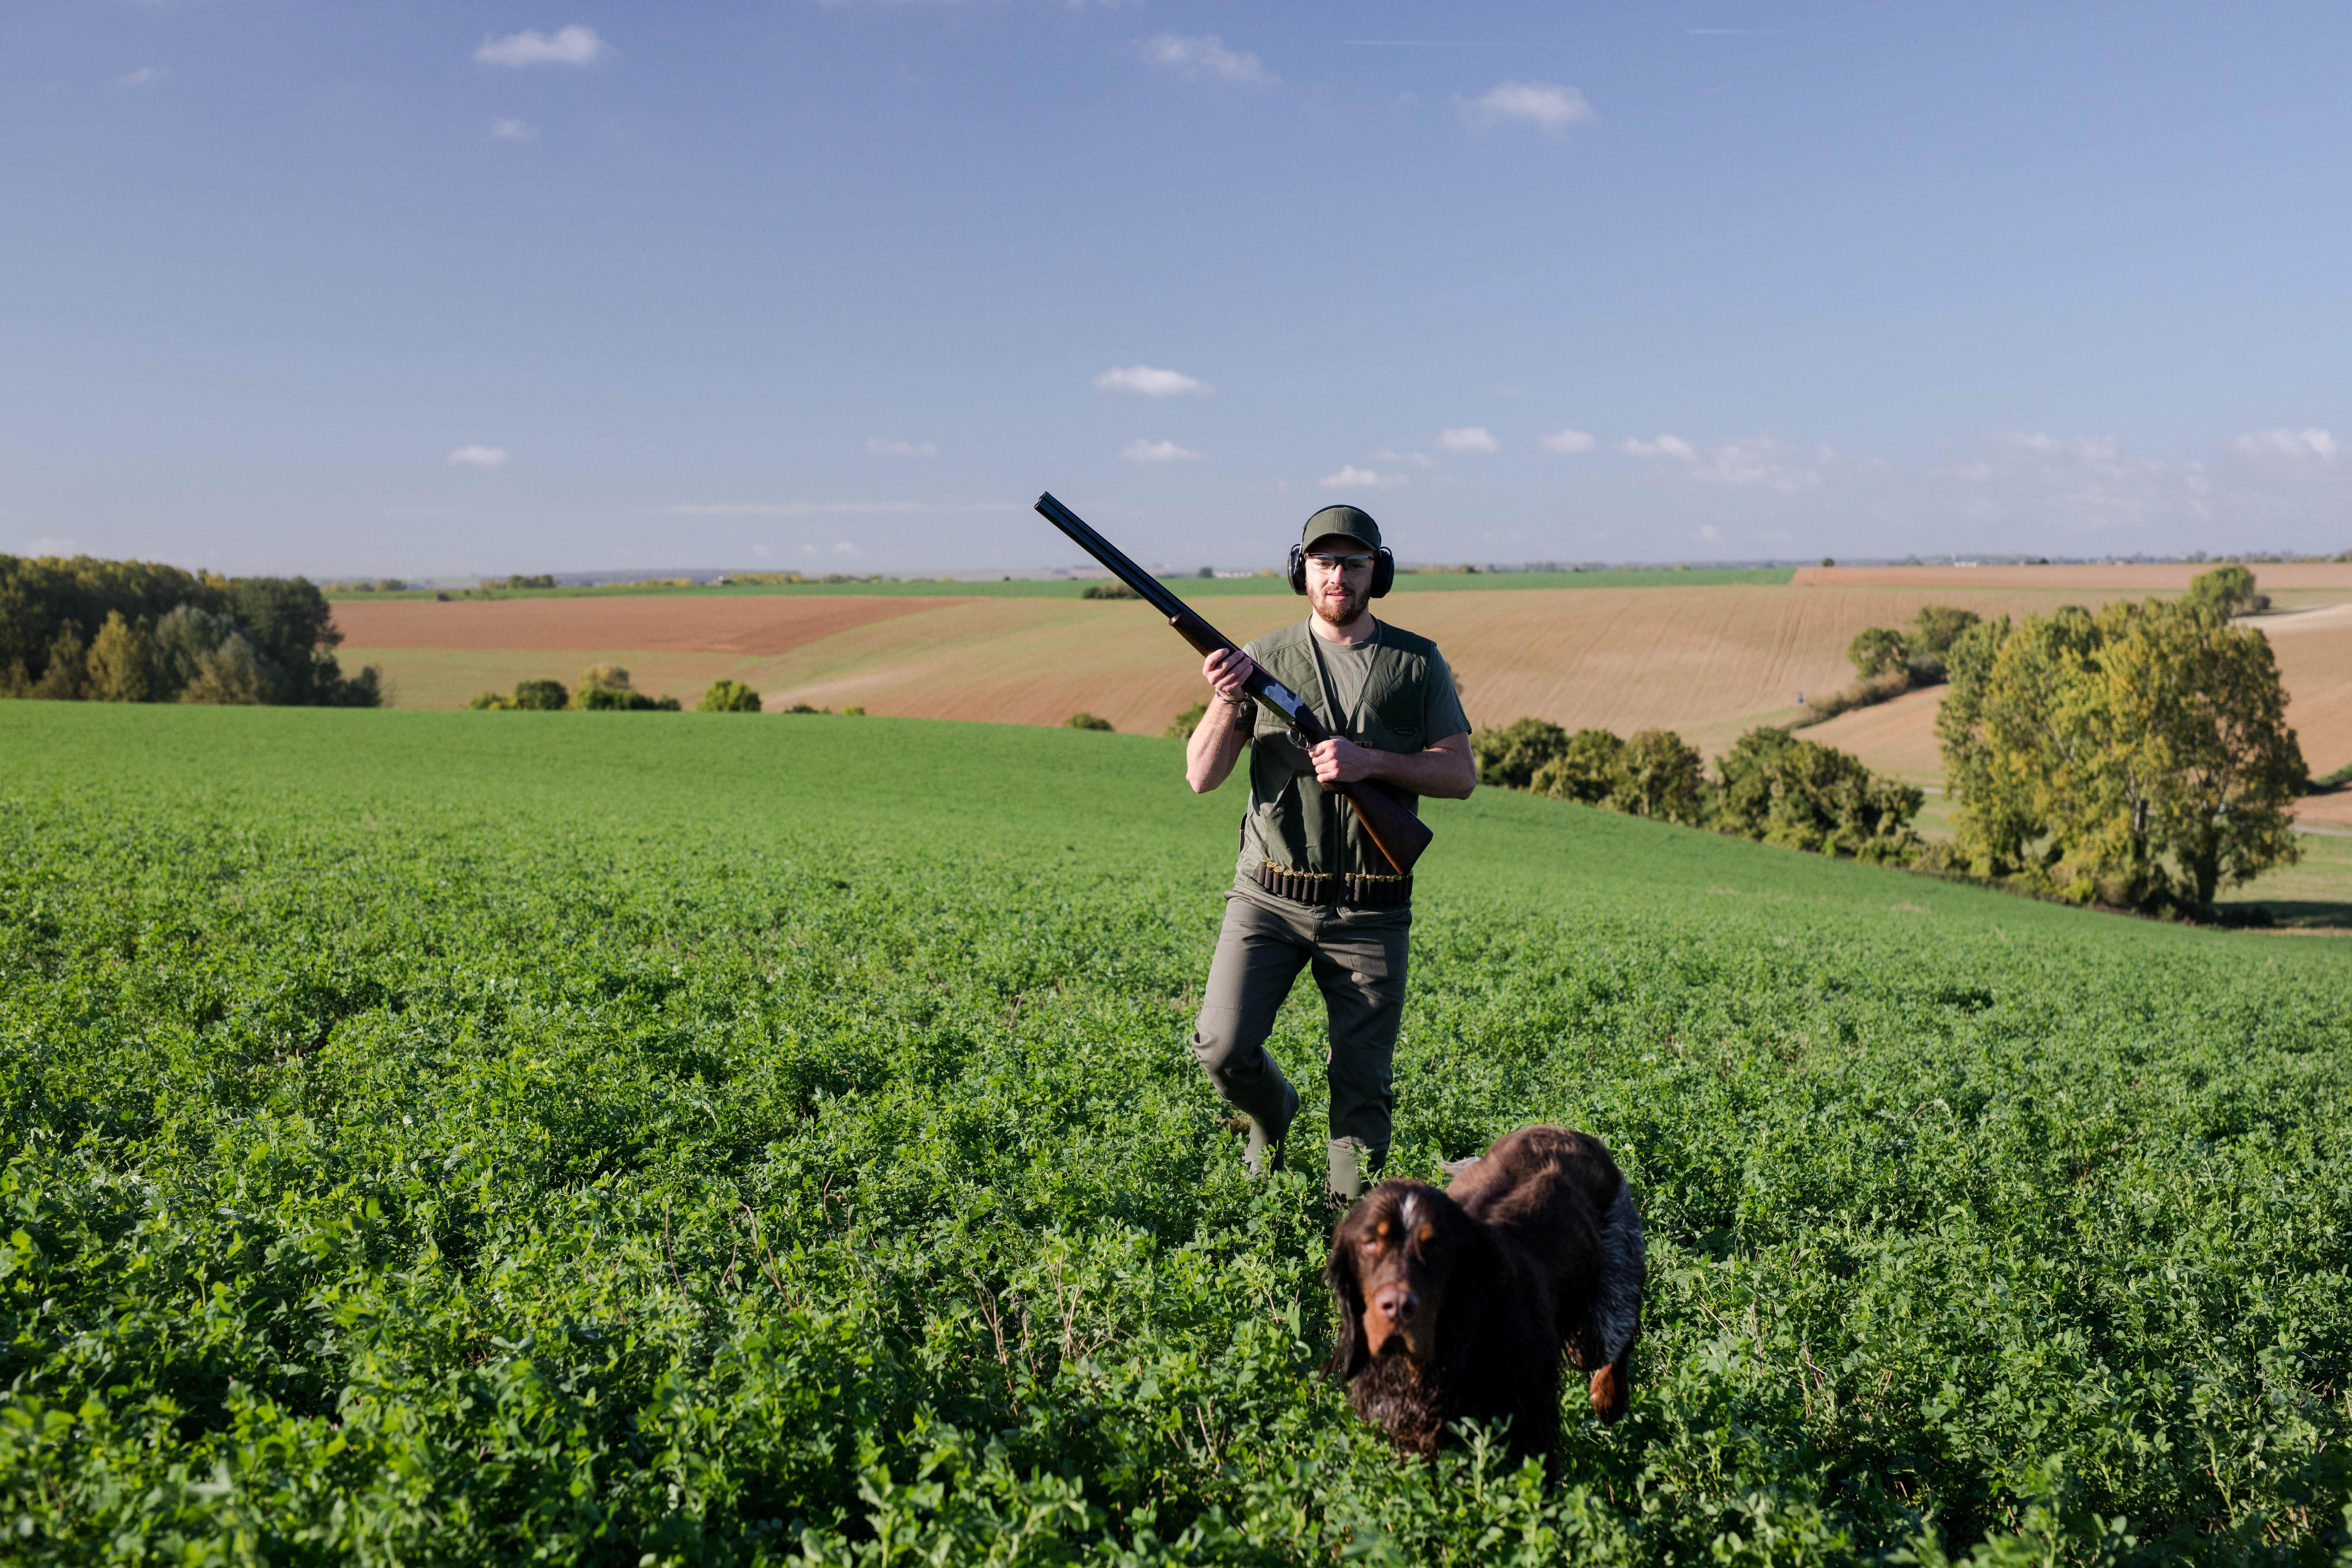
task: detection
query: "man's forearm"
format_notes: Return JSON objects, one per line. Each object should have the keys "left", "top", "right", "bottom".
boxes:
{"left": 1185, "top": 697, "right": 1252, "bottom": 792}
{"left": 1361, "top": 741, "right": 1477, "bottom": 800}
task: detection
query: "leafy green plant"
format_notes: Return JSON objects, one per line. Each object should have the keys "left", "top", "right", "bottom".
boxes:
{"left": 0, "top": 705, "right": 2345, "bottom": 1565}
{"left": 697, "top": 679, "right": 764, "bottom": 713}
{"left": 1064, "top": 712, "right": 1115, "bottom": 731}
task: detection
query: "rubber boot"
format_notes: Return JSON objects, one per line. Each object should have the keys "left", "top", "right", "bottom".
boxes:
{"left": 1244, "top": 1076, "right": 1300, "bottom": 1178}
{"left": 1326, "top": 1138, "right": 1386, "bottom": 1204}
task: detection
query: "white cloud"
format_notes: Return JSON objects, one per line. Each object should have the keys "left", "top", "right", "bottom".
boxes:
{"left": 1319, "top": 465, "right": 1409, "bottom": 491}
{"left": 2230, "top": 427, "right": 2337, "bottom": 463}
{"left": 1540, "top": 428, "right": 1596, "bottom": 453}
{"left": 1094, "top": 364, "right": 1212, "bottom": 397}
{"left": 491, "top": 118, "right": 540, "bottom": 142}
{"left": 1697, "top": 524, "right": 1723, "bottom": 543}
{"left": 866, "top": 438, "right": 939, "bottom": 457}
{"left": 1437, "top": 426, "right": 1499, "bottom": 454}
{"left": 1372, "top": 447, "right": 1434, "bottom": 467}
{"left": 116, "top": 66, "right": 168, "bottom": 88}
{"left": 833, "top": 541, "right": 858, "bottom": 555}
{"left": 663, "top": 500, "right": 1019, "bottom": 516}
{"left": 1121, "top": 439, "right": 1204, "bottom": 464}
{"left": 1937, "top": 433, "right": 2212, "bottom": 532}
{"left": 1620, "top": 433, "right": 1698, "bottom": 461}
{"left": 1145, "top": 34, "right": 1278, "bottom": 87}
{"left": 1462, "top": 81, "right": 1594, "bottom": 136}
{"left": 1620, "top": 433, "right": 1831, "bottom": 492}
{"left": 474, "top": 26, "right": 607, "bottom": 67}
{"left": 447, "top": 445, "right": 510, "bottom": 467}
{"left": 23, "top": 537, "right": 79, "bottom": 556}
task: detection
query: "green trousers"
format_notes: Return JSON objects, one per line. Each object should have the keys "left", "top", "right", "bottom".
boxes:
{"left": 1190, "top": 888, "right": 1412, "bottom": 1198}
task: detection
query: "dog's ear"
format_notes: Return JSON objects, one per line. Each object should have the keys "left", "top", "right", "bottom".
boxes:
{"left": 1324, "top": 1215, "right": 1372, "bottom": 1381}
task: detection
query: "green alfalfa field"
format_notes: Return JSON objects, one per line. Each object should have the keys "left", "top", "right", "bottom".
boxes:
{"left": 3, "top": 703, "right": 2349, "bottom": 1567}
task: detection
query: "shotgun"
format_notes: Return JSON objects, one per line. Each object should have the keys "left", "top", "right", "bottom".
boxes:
{"left": 1035, "top": 490, "right": 1434, "bottom": 876}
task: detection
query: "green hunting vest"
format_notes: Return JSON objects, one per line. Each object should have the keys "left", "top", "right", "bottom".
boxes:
{"left": 1234, "top": 617, "right": 1469, "bottom": 892}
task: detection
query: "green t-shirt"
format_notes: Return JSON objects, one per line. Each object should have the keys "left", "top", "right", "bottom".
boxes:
{"left": 1231, "top": 617, "right": 1470, "bottom": 900}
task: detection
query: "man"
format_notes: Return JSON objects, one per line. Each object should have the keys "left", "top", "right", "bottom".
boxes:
{"left": 1185, "top": 504, "right": 1475, "bottom": 1202}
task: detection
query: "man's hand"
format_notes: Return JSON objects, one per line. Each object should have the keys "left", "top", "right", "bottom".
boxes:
{"left": 1310, "top": 736, "right": 1377, "bottom": 785}
{"left": 1202, "top": 648, "right": 1255, "bottom": 702}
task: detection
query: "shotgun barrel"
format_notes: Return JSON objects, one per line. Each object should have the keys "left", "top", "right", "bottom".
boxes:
{"left": 1036, "top": 491, "right": 1433, "bottom": 875}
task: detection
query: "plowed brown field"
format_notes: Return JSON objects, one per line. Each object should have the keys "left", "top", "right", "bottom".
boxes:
{"left": 335, "top": 577, "right": 2352, "bottom": 781}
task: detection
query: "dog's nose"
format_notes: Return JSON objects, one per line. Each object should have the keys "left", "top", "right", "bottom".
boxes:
{"left": 1373, "top": 1284, "right": 1418, "bottom": 1324}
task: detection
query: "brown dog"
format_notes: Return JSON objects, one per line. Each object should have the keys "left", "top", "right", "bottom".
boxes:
{"left": 1324, "top": 1126, "right": 1644, "bottom": 1459}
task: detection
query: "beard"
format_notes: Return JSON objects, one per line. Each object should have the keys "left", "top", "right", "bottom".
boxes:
{"left": 1312, "top": 584, "right": 1370, "bottom": 628}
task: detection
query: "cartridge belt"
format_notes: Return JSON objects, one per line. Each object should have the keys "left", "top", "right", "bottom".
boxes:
{"left": 1256, "top": 860, "right": 1413, "bottom": 910}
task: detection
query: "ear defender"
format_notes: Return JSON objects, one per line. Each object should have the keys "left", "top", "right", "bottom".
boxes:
{"left": 1290, "top": 544, "right": 1397, "bottom": 598}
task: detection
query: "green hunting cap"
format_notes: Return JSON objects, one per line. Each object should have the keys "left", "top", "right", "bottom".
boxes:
{"left": 1301, "top": 504, "right": 1381, "bottom": 551}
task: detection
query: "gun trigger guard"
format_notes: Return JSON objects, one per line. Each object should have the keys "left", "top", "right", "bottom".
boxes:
{"left": 1286, "top": 726, "right": 1309, "bottom": 750}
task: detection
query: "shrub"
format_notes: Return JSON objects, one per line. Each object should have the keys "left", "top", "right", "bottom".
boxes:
{"left": 469, "top": 691, "right": 517, "bottom": 710}
{"left": 578, "top": 663, "right": 632, "bottom": 692}
{"left": 698, "top": 679, "right": 764, "bottom": 713}
{"left": 1910, "top": 604, "right": 1981, "bottom": 659}
{"left": 1063, "top": 712, "right": 1114, "bottom": 731}
{"left": 513, "top": 679, "right": 568, "bottom": 711}
{"left": 1470, "top": 718, "right": 1570, "bottom": 789}
{"left": 1617, "top": 728, "right": 1706, "bottom": 825}
{"left": 1165, "top": 701, "right": 1208, "bottom": 740}
{"left": 1530, "top": 728, "right": 1625, "bottom": 803}
{"left": 1081, "top": 582, "right": 1140, "bottom": 600}
{"left": 576, "top": 684, "right": 673, "bottom": 712}
{"left": 1712, "top": 726, "right": 1924, "bottom": 862}
{"left": 2183, "top": 562, "right": 2269, "bottom": 618}
{"left": 842, "top": 705, "right": 867, "bottom": 716}
{"left": 1847, "top": 626, "right": 1909, "bottom": 679}
{"left": 785, "top": 702, "right": 831, "bottom": 715}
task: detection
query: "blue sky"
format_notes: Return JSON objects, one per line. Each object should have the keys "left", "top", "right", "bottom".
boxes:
{"left": 6, "top": 2, "right": 2350, "bottom": 576}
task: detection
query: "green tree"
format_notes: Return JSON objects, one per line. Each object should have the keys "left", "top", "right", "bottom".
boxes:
{"left": 1063, "top": 712, "right": 1114, "bottom": 731}
{"left": 85, "top": 612, "right": 156, "bottom": 702}
{"left": 513, "top": 679, "right": 568, "bottom": 710}
{"left": 1847, "top": 626, "right": 1909, "bottom": 679}
{"left": 1713, "top": 727, "right": 1923, "bottom": 861}
{"left": 29, "top": 624, "right": 87, "bottom": 699}
{"left": 1469, "top": 718, "right": 1570, "bottom": 789}
{"left": 1616, "top": 728, "right": 1706, "bottom": 825}
{"left": 182, "top": 632, "right": 285, "bottom": 705}
{"left": 1530, "top": 728, "right": 1625, "bottom": 803}
{"left": 1910, "top": 604, "right": 1982, "bottom": 658}
{"left": 2182, "top": 564, "right": 2268, "bottom": 618}
{"left": 1938, "top": 600, "right": 2305, "bottom": 911}
{"left": 698, "top": 679, "right": 764, "bottom": 713}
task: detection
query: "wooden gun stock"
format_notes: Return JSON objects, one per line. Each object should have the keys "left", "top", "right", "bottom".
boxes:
{"left": 1035, "top": 491, "right": 1434, "bottom": 876}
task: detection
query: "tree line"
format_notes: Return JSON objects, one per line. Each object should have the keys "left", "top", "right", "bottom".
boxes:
{"left": 1, "top": 553, "right": 381, "bottom": 706}
{"left": 1472, "top": 719, "right": 1927, "bottom": 865}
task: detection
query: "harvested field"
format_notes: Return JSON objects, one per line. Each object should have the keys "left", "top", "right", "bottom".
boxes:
{"left": 1798, "top": 561, "right": 2352, "bottom": 608}
{"left": 335, "top": 576, "right": 2352, "bottom": 776}
{"left": 330, "top": 592, "right": 961, "bottom": 654}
